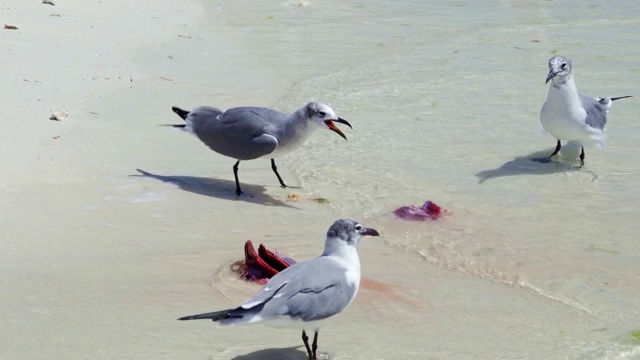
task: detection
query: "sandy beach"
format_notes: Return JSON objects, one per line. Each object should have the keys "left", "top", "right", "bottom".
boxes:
{"left": 2, "top": 1, "right": 640, "bottom": 359}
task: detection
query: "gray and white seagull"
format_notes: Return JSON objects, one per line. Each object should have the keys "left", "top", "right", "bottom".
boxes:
{"left": 168, "top": 102, "right": 352, "bottom": 196}
{"left": 177, "top": 219, "right": 379, "bottom": 360}
{"left": 533, "top": 55, "right": 631, "bottom": 165}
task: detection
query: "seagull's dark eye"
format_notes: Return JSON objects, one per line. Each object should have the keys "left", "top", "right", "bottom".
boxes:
{"left": 355, "top": 224, "right": 362, "bottom": 231}
{"left": 318, "top": 111, "right": 326, "bottom": 117}
{"left": 561, "top": 62, "right": 567, "bottom": 69}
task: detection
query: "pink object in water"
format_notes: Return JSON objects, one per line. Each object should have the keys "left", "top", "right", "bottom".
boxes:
{"left": 240, "top": 240, "right": 297, "bottom": 284}
{"left": 394, "top": 200, "right": 445, "bottom": 221}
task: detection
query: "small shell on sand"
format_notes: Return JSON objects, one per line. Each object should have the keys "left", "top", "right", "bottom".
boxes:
{"left": 49, "top": 110, "right": 68, "bottom": 121}
{"left": 288, "top": 0, "right": 310, "bottom": 7}
{"left": 42, "top": 0, "right": 56, "bottom": 5}
{"left": 286, "top": 193, "right": 301, "bottom": 202}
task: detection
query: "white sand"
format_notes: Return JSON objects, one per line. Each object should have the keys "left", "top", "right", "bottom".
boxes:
{"left": 2, "top": 1, "right": 640, "bottom": 360}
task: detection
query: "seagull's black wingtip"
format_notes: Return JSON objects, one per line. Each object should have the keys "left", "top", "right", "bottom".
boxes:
{"left": 158, "top": 124, "right": 186, "bottom": 129}
{"left": 172, "top": 106, "right": 190, "bottom": 120}
{"left": 176, "top": 309, "right": 235, "bottom": 322}
{"left": 610, "top": 96, "right": 633, "bottom": 102}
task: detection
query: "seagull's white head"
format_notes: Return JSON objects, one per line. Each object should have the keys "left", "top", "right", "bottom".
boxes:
{"left": 326, "top": 219, "right": 379, "bottom": 247}
{"left": 306, "top": 102, "right": 352, "bottom": 140}
{"left": 546, "top": 55, "right": 573, "bottom": 85}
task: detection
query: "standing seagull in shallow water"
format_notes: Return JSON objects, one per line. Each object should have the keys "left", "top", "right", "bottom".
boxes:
{"left": 177, "top": 219, "right": 379, "bottom": 360}
{"left": 169, "top": 102, "right": 352, "bottom": 196}
{"left": 533, "top": 55, "right": 631, "bottom": 165}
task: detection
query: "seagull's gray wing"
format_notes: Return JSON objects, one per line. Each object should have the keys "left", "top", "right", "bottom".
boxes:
{"left": 272, "top": 273, "right": 356, "bottom": 322}
{"left": 579, "top": 94, "right": 608, "bottom": 130}
{"left": 185, "top": 106, "right": 224, "bottom": 123}
{"left": 192, "top": 107, "right": 284, "bottom": 160}
{"left": 259, "top": 258, "right": 356, "bottom": 322}
{"left": 234, "top": 257, "right": 356, "bottom": 322}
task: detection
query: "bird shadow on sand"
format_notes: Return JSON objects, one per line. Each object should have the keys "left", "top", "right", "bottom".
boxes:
{"left": 231, "top": 346, "right": 319, "bottom": 360}
{"left": 133, "top": 169, "right": 298, "bottom": 208}
{"left": 475, "top": 148, "right": 595, "bottom": 184}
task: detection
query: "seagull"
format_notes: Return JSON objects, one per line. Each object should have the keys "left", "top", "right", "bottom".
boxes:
{"left": 167, "top": 102, "right": 352, "bottom": 196}
{"left": 533, "top": 55, "right": 631, "bottom": 165}
{"left": 177, "top": 219, "right": 379, "bottom": 360}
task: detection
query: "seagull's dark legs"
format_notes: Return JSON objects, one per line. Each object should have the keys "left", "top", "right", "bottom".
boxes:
{"left": 271, "top": 158, "right": 288, "bottom": 188}
{"left": 532, "top": 140, "right": 562, "bottom": 163}
{"left": 302, "top": 330, "right": 313, "bottom": 359}
{"left": 311, "top": 331, "right": 319, "bottom": 360}
{"left": 232, "top": 160, "right": 243, "bottom": 196}
{"left": 580, "top": 147, "right": 585, "bottom": 166}
{"left": 233, "top": 159, "right": 289, "bottom": 196}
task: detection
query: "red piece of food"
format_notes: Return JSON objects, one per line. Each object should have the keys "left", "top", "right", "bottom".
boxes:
{"left": 422, "top": 201, "right": 442, "bottom": 217}
{"left": 242, "top": 240, "right": 279, "bottom": 283}
{"left": 257, "top": 243, "right": 291, "bottom": 272}
{"left": 393, "top": 200, "right": 446, "bottom": 221}
{"left": 241, "top": 241, "right": 298, "bottom": 284}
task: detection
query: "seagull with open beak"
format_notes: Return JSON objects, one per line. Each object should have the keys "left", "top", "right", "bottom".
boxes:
{"left": 166, "top": 102, "right": 352, "bottom": 196}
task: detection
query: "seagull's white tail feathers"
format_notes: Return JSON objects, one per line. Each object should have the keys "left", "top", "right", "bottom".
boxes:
{"left": 591, "top": 95, "right": 631, "bottom": 148}
{"left": 597, "top": 98, "right": 612, "bottom": 113}
{"left": 181, "top": 121, "right": 195, "bottom": 134}
{"left": 591, "top": 133, "right": 607, "bottom": 149}
{"left": 219, "top": 310, "right": 265, "bottom": 326}
{"left": 576, "top": 132, "right": 607, "bottom": 149}
{"left": 596, "top": 96, "right": 633, "bottom": 112}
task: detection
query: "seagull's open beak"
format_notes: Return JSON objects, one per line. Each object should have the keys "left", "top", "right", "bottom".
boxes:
{"left": 359, "top": 227, "right": 379, "bottom": 237}
{"left": 324, "top": 117, "right": 352, "bottom": 141}
{"left": 545, "top": 69, "right": 558, "bottom": 84}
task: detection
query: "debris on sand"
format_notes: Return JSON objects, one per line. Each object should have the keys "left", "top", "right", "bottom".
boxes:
{"left": 49, "top": 110, "right": 68, "bottom": 121}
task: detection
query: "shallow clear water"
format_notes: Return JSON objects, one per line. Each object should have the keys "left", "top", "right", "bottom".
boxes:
{"left": 113, "top": 0, "right": 640, "bottom": 358}
{"left": 187, "top": 0, "right": 640, "bottom": 358}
